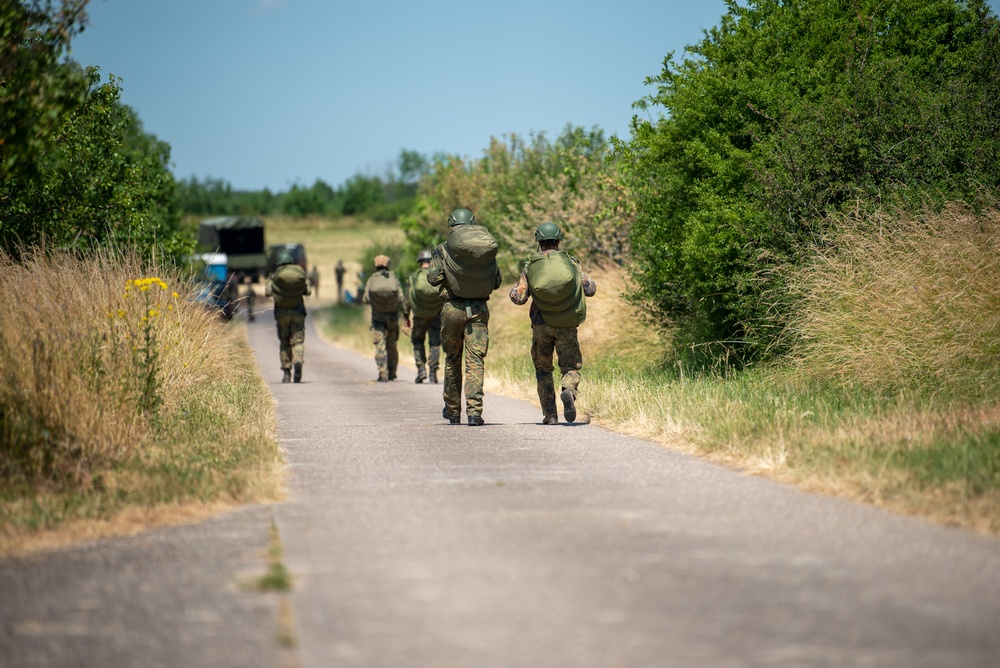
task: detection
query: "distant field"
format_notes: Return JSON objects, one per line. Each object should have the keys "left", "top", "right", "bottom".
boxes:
{"left": 264, "top": 215, "right": 405, "bottom": 302}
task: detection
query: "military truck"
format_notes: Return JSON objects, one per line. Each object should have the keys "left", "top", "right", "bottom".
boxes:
{"left": 197, "top": 216, "right": 268, "bottom": 282}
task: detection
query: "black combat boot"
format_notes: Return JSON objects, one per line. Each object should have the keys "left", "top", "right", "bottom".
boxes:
{"left": 560, "top": 388, "right": 577, "bottom": 423}
{"left": 442, "top": 407, "right": 460, "bottom": 424}
{"left": 293, "top": 362, "right": 302, "bottom": 383}
{"left": 282, "top": 369, "right": 291, "bottom": 383}
{"left": 468, "top": 415, "right": 484, "bottom": 426}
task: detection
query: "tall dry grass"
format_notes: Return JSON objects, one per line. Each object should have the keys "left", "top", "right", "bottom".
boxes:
{"left": 0, "top": 249, "right": 281, "bottom": 550}
{"left": 787, "top": 203, "right": 1000, "bottom": 396}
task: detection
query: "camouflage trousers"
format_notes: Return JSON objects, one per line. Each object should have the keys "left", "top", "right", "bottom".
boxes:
{"left": 371, "top": 315, "right": 399, "bottom": 380}
{"left": 411, "top": 314, "right": 441, "bottom": 380}
{"left": 440, "top": 300, "right": 490, "bottom": 417}
{"left": 274, "top": 309, "right": 306, "bottom": 370}
{"left": 531, "top": 322, "right": 583, "bottom": 419}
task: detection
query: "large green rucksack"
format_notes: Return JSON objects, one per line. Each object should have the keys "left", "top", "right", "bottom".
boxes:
{"left": 366, "top": 271, "right": 401, "bottom": 313}
{"left": 407, "top": 268, "right": 442, "bottom": 319}
{"left": 525, "top": 250, "right": 586, "bottom": 327}
{"left": 270, "top": 264, "right": 308, "bottom": 309}
{"left": 441, "top": 225, "right": 499, "bottom": 299}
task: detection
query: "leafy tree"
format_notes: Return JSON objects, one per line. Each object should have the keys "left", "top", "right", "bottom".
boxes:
{"left": 401, "top": 125, "right": 629, "bottom": 275}
{"left": 1, "top": 66, "right": 190, "bottom": 258}
{"left": 619, "top": 0, "right": 1000, "bottom": 362}
{"left": 0, "top": 0, "right": 89, "bottom": 180}
{"left": 340, "top": 174, "right": 386, "bottom": 216}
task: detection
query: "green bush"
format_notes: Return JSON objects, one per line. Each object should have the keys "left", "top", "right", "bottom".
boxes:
{"left": 619, "top": 0, "right": 1000, "bottom": 364}
{"left": 400, "top": 125, "right": 631, "bottom": 278}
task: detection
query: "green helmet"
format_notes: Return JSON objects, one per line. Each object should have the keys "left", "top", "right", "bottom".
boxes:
{"left": 534, "top": 222, "right": 563, "bottom": 242}
{"left": 275, "top": 249, "right": 295, "bottom": 266}
{"left": 448, "top": 208, "right": 476, "bottom": 227}
{"left": 417, "top": 249, "right": 433, "bottom": 262}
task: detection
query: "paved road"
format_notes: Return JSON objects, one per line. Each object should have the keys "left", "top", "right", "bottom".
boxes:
{"left": 3, "top": 312, "right": 1000, "bottom": 667}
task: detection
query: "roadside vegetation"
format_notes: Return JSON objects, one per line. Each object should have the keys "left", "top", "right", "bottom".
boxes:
{"left": 0, "top": 250, "right": 282, "bottom": 554}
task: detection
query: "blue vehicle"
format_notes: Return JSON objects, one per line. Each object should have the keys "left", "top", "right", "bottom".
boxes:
{"left": 193, "top": 253, "right": 237, "bottom": 319}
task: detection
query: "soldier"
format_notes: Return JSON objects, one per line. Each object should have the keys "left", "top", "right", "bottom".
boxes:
{"left": 242, "top": 272, "right": 257, "bottom": 321}
{"left": 362, "top": 254, "right": 404, "bottom": 382}
{"left": 219, "top": 270, "right": 239, "bottom": 320}
{"left": 427, "top": 208, "right": 502, "bottom": 426}
{"left": 509, "top": 222, "right": 597, "bottom": 424}
{"left": 334, "top": 259, "right": 346, "bottom": 303}
{"left": 307, "top": 265, "right": 320, "bottom": 299}
{"left": 266, "top": 249, "right": 311, "bottom": 383}
{"left": 403, "top": 249, "right": 443, "bottom": 384}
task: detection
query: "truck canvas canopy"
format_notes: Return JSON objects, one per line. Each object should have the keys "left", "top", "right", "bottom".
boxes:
{"left": 197, "top": 216, "right": 267, "bottom": 276}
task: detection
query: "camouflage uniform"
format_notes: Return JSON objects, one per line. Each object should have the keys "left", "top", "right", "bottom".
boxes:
{"left": 509, "top": 252, "right": 597, "bottom": 422}
{"left": 243, "top": 273, "right": 256, "bottom": 321}
{"left": 307, "top": 266, "right": 320, "bottom": 299}
{"left": 266, "top": 260, "right": 311, "bottom": 382}
{"left": 403, "top": 264, "right": 442, "bottom": 384}
{"left": 334, "top": 260, "right": 346, "bottom": 303}
{"left": 363, "top": 265, "right": 404, "bottom": 381}
{"left": 427, "top": 246, "right": 502, "bottom": 420}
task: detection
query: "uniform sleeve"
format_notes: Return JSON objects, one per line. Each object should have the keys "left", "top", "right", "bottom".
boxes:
{"left": 509, "top": 270, "right": 530, "bottom": 305}
{"left": 402, "top": 278, "right": 412, "bottom": 317}
{"left": 361, "top": 279, "right": 371, "bottom": 305}
{"left": 493, "top": 266, "right": 503, "bottom": 291}
{"left": 580, "top": 267, "right": 597, "bottom": 297}
{"left": 396, "top": 279, "right": 405, "bottom": 313}
{"left": 426, "top": 245, "right": 445, "bottom": 287}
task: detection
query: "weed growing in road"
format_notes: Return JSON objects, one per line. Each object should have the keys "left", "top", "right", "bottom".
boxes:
{"left": 255, "top": 522, "right": 292, "bottom": 592}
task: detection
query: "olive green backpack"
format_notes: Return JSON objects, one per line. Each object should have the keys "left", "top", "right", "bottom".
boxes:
{"left": 407, "top": 269, "right": 442, "bottom": 319}
{"left": 526, "top": 250, "right": 586, "bottom": 327}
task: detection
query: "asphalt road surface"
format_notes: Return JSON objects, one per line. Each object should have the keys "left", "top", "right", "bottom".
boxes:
{"left": 2, "top": 312, "right": 999, "bottom": 667}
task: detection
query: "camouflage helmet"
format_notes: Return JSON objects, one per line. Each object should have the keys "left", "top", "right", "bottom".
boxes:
{"left": 417, "top": 249, "right": 433, "bottom": 263}
{"left": 447, "top": 208, "right": 476, "bottom": 227}
{"left": 275, "top": 248, "right": 295, "bottom": 266}
{"left": 534, "top": 221, "right": 563, "bottom": 242}
{"left": 373, "top": 254, "right": 391, "bottom": 269}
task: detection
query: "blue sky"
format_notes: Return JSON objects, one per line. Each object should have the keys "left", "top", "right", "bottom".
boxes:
{"left": 70, "top": 0, "right": 999, "bottom": 192}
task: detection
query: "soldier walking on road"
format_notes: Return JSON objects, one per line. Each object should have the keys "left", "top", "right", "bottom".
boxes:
{"left": 509, "top": 222, "right": 597, "bottom": 424}
{"left": 403, "top": 249, "right": 443, "bottom": 384}
{"left": 307, "top": 265, "right": 320, "bottom": 299}
{"left": 266, "top": 249, "right": 311, "bottom": 383}
{"left": 427, "top": 208, "right": 502, "bottom": 426}
{"left": 243, "top": 272, "right": 257, "bottom": 321}
{"left": 334, "top": 259, "right": 346, "bottom": 303}
{"left": 362, "top": 255, "right": 404, "bottom": 382}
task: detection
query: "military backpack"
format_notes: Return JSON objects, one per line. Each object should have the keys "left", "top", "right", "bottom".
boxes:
{"left": 366, "top": 271, "right": 401, "bottom": 313}
{"left": 441, "top": 224, "right": 499, "bottom": 299}
{"left": 407, "top": 268, "right": 443, "bottom": 319}
{"left": 270, "top": 264, "right": 308, "bottom": 310}
{"left": 525, "top": 250, "right": 587, "bottom": 327}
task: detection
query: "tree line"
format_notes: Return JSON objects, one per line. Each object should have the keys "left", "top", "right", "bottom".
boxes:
{"left": 176, "top": 148, "right": 431, "bottom": 222}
